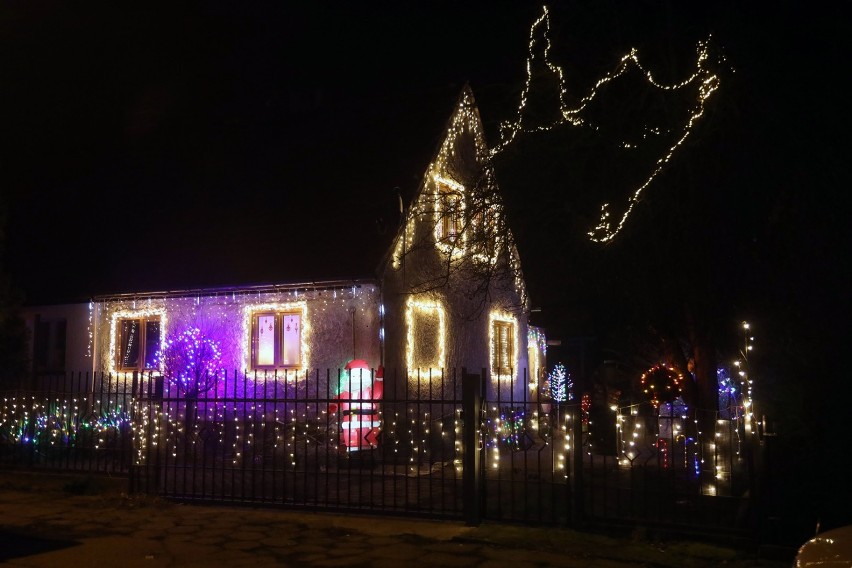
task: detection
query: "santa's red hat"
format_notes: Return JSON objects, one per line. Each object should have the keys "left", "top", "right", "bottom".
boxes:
{"left": 344, "top": 359, "right": 370, "bottom": 371}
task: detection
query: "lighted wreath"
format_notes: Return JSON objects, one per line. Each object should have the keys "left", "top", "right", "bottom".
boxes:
{"left": 640, "top": 364, "right": 684, "bottom": 408}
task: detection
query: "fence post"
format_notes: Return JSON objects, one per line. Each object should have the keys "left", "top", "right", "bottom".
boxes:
{"left": 129, "top": 371, "right": 139, "bottom": 494}
{"left": 462, "top": 370, "right": 482, "bottom": 526}
{"left": 570, "top": 402, "right": 584, "bottom": 526}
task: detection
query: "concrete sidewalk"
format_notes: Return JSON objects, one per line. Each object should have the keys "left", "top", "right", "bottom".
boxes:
{"left": 0, "top": 472, "right": 784, "bottom": 567}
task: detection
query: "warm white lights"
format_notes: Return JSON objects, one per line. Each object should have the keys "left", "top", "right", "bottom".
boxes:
{"left": 405, "top": 297, "right": 446, "bottom": 376}
{"left": 493, "top": 5, "right": 721, "bottom": 243}
{"left": 108, "top": 306, "right": 167, "bottom": 375}
{"left": 390, "top": 90, "right": 527, "bottom": 307}
{"left": 489, "top": 310, "right": 518, "bottom": 380}
{"left": 242, "top": 302, "right": 309, "bottom": 373}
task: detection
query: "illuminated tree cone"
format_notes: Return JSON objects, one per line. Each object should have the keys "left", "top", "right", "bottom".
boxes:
{"left": 640, "top": 364, "right": 684, "bottom": 408}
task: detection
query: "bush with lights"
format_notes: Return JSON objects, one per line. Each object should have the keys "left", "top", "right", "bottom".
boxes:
{"left": 155, "top": 327, "right": 223, "bottom": 398}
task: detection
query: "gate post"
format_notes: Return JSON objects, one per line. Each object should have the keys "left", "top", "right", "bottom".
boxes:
{"left": 462, "top": 370, "right": 482, "bottom": 526}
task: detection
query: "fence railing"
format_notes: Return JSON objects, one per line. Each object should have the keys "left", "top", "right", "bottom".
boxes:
{"left": 0, "top": 369, "right": 757, "bottom": 536}
{"left": 0, "top": 372, "right": 133, "bottom": 475}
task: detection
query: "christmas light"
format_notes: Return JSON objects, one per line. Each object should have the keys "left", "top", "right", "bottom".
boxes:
{"left": 640, "top": 364, "right": 684, "bottom": 408}
{"left": 527, "top": 327, "right": 547, "bottom": 392}
{"left": 736, "top": 321, "right": 757, "bottom": 436}
{"left": 96, "top": 283, "right": 379, "bottom": 385}
{"left": 389, "top": 89, "right": 529, "bottom": 308}
{"left": 155, "top": 327, "right": 223, "bottom": 397}
{"left": 405, "top": 297, "right": 446, "bottom": 376}
{"left": 107, "top": 306, "right": 168, "bottom": 375}
{"left": 493, "top": 5, "right": 721, "bottom": 243}
{"left": 546, "top": 362, "right": 572, "bottom": 403}
{"left": 489, "top": 309, "right": 518, "bottom": 380}
{"left": 242, "top": 301, "right": 309, "bottom": 373}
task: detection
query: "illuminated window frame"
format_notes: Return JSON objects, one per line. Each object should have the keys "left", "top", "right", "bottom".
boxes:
{"left": 433, "top": 175, "right": 466, "bottom": 257}
{"left": 109, "top": 307, "right": 167, "bottom": 375}
{"left": 405, "top": 297, "right": 446, "bottom": 375}
{"left": 243, "top": 302, "right": 309, "bottom": 373}
{"left": 489, "top": 310, "right": 518, "bottom": 379}
{"left": 250, "top": 311, "right": 303, "bottom": 369}
{"left": 438, "top": 188, "right": 461, "bottom": 242}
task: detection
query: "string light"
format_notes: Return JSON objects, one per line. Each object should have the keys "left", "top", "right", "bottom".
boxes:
{"left": 107, "top": 306, "right": 168, "bottom": 375}
{"left": 527, "top": 327, "right": 547, "bottom": 392}
{"left": 492, "top": 5, "right": 721, "bottom": 243}
{"left": 155, "top": 327, "right": 223, "bottom": 396}
{"left": 390, "top": 90, "right": 528, "bottom": 308}
{"left": 241, "top": 301, "right": 309, "bottom": 373}
{"left": 86, "top": 301, "right": 94, "bottom": 359}
{"left": 95, "top": 283, "right": 380, "bottom": 382}
{"left": 736, "top": 321, "right": 757, "bottom": 435}
{"left": 405, "top": 297, "right": 446, "bottom": 377}
{"left": 489, "top": 309, "right": 518, "bottom": 380}
{"left": 546, "top": 362, "right": 572, "bottom": 403}
{"left": 639, "top": 364, "right": 684, "bottom": 408}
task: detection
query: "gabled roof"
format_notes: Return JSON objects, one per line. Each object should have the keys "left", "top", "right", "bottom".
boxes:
{"left": 379, "top": 85, "right": 490, "bottom": 273}
{"left": 379, "top": 86, "right": 528, "bottom": 308}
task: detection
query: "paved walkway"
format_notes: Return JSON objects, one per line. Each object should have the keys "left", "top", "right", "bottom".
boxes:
{"left": 0, "top": 472, "right": 785, "bottom": 567}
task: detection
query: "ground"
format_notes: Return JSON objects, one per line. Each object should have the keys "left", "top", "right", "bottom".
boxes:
{"left": 0, "top": 471, "right": 790, "bottom": 567}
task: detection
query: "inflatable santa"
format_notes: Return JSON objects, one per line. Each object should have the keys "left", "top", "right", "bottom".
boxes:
{"left": 328, "top": 359, "right": 383, "bottom": 452}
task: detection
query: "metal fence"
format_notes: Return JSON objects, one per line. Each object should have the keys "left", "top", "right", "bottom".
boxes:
{"left": 0, "top": 372, "right": 133, "bottom": 474}
{"left": 0, "top": 369, "right": 756, "bottom": 536}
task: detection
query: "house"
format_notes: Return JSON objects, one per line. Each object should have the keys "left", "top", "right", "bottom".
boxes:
{"left": 18, "top": 87, "right": 546, "bottom": 402}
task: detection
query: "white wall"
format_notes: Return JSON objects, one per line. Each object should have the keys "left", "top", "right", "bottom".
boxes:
{"left": 19, "top": 302, "right": 93, "bottom": 374}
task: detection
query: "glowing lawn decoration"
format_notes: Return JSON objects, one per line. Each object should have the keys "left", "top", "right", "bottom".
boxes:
{"left": 547, "top": 362, "right": 573, "bottom": 403}
{"left": 155, "top": 328, "right": 223, "bottom": 398}
{"left": 328, "top": 360, "right": 383, "bottom": 452}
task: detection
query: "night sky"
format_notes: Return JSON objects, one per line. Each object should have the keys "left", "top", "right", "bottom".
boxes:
{"left": 2, "top": 3, "right": 536, "bottom": 302}
{"left": 2, "top": 2, "right": 848, "bottom": 332}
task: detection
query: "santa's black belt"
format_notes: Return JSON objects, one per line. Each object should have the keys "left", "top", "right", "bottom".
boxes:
{"left": 342, "top": 409, "right": 374, "bottom": 416}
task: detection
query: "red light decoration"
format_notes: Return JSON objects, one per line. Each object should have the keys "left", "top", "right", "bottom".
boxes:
{"left": 640, "top": 364, "right": 684, "bottom": 408}
{"left": 581, "top": 392, "right": 591, "bottom": 426}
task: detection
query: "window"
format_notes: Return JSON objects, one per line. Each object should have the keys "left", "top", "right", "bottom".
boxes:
{"left": 436, "top": 183, "right": 462, "bottom": 244}
{"left": 116, "top": 317, "right": 161, "bottom": 371}
{"left": 491, "top": 320, "right": 514, "bottom": 374}
{"left": 474, "top": 203, "right": 500, "bottom": 260}
{"left": 251, "top": 311, "right": 302, "bottom": 369}
{"left": 405, "top": 298, "right": 446, "bottom": 374}
{"left": 33, "top": 318, "right": 66, "bottom": 374}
